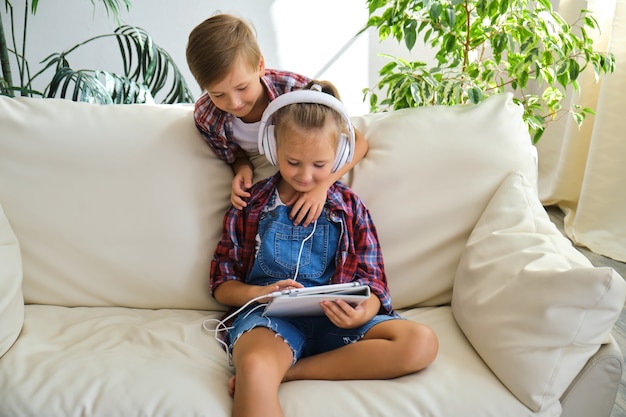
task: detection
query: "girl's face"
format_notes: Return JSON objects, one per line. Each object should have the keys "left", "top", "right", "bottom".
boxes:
{"left": 276, "top": 119, "right": 337, "bottom": 195}
{"left": 205, "top": 55, "right": 266, "bottom": 123}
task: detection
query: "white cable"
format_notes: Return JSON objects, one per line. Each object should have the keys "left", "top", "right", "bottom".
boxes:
{"left": 202, "top": 294, "right": 271, "bottom": 361}
{"left": 203, "top": 218, "right": 318, "bottom": 362}
{"left": 293, "top": 219, "right": 317, "bottom": 282}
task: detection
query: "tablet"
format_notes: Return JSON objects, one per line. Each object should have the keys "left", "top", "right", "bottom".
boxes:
{"left": 262, "top": 282, "right": 371, "bottom": 317}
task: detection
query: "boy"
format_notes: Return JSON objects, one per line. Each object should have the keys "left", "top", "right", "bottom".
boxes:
{"left": 186, "top": 13, "right": 368, "bottom": 226}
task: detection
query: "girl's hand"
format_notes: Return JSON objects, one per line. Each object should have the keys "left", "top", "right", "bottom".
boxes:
{"left": 214, "top": 279, "right": 304, "bottom": 308}
{"left": 320, "top": 299, "right": 370, "bottom": 329}
{"left": 287, "top": 185, "right": 327, "bottom": 227}
{"left": 231, "top": 172, "right": 252, "bottom": 209}
{"left": 321, "top": 292, "right": 380, "bottom": 329}
{"left": 255, "top": 279, "right": 304, "bottom": 303}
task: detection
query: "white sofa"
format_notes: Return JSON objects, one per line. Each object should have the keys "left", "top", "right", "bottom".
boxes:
{"left": 1, "top": 93, "right": 625, "bottom": 417}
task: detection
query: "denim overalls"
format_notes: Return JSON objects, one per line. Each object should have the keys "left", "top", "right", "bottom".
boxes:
{"left": 227, "top": 192, "right": 395, "bottom": 364}
{"left": 247, "top": 196, "right": 341, "bottom": 288}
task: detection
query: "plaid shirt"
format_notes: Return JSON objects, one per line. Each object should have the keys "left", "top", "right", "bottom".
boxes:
{"left": 210, "top": 173, "right": 395, "bottom": 316}
{"left": 193, "top": 69, "right": 311, "bottom": 163}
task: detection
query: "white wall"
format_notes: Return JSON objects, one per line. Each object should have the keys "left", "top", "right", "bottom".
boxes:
{"left": 2, "top": 0, "right": 437, "bottom": 115}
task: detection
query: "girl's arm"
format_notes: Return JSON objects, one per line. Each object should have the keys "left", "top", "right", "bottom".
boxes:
{"left": 289, "top": 127, "right": 368, "bottom": 226}
{"left": 214, "top": 279, "right": 303, "bottom": 307}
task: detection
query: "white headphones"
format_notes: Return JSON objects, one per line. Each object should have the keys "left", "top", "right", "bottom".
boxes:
{"left": 258, "top": 89, "right": 355, "bottom": 173}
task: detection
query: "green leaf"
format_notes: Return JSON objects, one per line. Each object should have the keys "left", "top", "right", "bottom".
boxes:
{"left": 444, "top": 6, "right": 456, "bottom": 28}
{"left": 409, "top": 82, "right": 423, "bottom": 106}
{"left": 572, "top": 111, "right": 585, "bottom": 127}
{"left": 536, "top": 0, "right": 553, "bottom": 10}
{"left": 378, "top": 62, "right": 398, "bottom": 75}
{"left": 429, "top": 2, "right": 443, "bottom": 21}
{"left": 404, "top": 19, "right": 418, "bottom": 51}
{"left": 362, "top": 0, "right": 616, "bottom": 142}
{"left": 468, "top": 87, "right": 483, "bottom": 104}
{"left": 500, "top": 0, "right": 510, "bottom": 15}
{"left": 568, "top": 60, "right": 580, "bottom": 81}
{"left": 380, "top": 25, "right": 391, "bottom": 40}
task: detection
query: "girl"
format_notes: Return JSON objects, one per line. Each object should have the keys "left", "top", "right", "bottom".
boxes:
{"left": 210, "top": 84, "right": 438, "bottom": 417}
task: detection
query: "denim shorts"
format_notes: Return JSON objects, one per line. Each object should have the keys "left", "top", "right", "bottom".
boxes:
{"left": 228, "top": 305, "right": 397, "bottom": 364}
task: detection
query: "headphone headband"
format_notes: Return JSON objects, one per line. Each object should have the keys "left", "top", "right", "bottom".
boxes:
{"left": 258, "top": 90, "right": 355, "bottom": 172}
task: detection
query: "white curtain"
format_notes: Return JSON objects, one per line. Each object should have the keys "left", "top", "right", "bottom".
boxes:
{"left": 537, "top": 0, "right": 626, "bottom": 262}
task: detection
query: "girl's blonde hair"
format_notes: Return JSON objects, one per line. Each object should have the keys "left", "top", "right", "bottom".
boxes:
{"left": 273, "top": 81, "right": 347, "bottom": 150}
{"left": 186, "top": 13, "right": 262, "bottom": 90}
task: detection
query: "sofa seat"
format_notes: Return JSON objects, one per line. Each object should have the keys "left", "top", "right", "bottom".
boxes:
{"left": 0, "top": 305, "right": 545, "bottom": 417}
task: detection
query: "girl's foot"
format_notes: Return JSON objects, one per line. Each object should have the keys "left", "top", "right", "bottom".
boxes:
{"left": 229, "top": 375, "right": 236, "bottom": 396}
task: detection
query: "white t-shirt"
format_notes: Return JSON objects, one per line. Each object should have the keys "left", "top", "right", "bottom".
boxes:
{"left": 231, "top": 117, "right": 261, "bottom": 154}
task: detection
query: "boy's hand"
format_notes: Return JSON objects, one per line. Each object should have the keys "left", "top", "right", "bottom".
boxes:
{"left": 287, "top": 185, "right": 327, "bottom": 226}
{"left": 231, "top": 172, "right": 252, "bottom": 209}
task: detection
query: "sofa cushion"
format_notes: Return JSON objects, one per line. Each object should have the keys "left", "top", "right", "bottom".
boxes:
{"left": 0, "top": 97, "right": 232, "bottom": 310}
{"left": 0, "top": 202, "right": 24, "bottom": 357}
{"left": 451, "top": 170, "right": 626, "bottom": 412}
{"left": 0, "top": 305, "right": 552, "bottom": 417}
{"left": 349, "top": 93, "right": 538, "bottom": 308}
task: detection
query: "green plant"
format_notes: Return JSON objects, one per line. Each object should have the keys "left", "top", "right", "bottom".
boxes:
{"left": 362, "top": 0, "right": 615, "bottom": 142}
{"left": 1, "top": 0, "right": 193, "bottom": 104}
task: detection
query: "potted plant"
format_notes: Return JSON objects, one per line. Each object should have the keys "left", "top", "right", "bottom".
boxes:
{"left": 1, "top": 0, "right": 193, "bottom": 104}
{"left": 361, "top": 0, "right": 615, "bottom": 142}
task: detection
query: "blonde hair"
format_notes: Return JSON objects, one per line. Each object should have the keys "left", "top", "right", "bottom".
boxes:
{"left": 186, "top": 13, "right": 262, "bottom": 90}
{"left": 273, "top": 81, "right": 346, "bottom": 150}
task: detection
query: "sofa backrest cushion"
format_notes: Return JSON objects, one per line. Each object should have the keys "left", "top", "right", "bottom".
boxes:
{"left": 0, "top": 202, "right": 24, "bottom": 356}
{"left": 350, "top": 93, "right": 537, "bottom": 308}
{"left": 0, "top": 93, "right": 536, "bottom": 310}
{"left": 451, "top": 170, "right": 626, "bottom": 412}
{"left": 0, "top": 97, "right": 231, "bottom": 310}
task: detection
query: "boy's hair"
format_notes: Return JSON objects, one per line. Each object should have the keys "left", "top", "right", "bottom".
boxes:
{"left": 186, "top": 13, "right": 262, "bottom": 90}
{"left": 274, "top": 81, "right": 346, "bottom": 150}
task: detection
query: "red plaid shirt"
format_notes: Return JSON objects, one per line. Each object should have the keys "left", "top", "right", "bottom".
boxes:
{"left": 193, "top": 69, "right": 311, "bottom": 163}
{"left": 210, "top": 173, "right": 395, "bottom": 316}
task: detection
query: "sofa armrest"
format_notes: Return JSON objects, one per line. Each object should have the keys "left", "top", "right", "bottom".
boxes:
{"left": 0, "top": 203, "right": 24, "bottom": 358}
{"left": 560, "top": 334, "right": 623, "bottom": 417}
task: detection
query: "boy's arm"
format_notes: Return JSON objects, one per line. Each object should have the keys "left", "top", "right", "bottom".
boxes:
{"left": 289, "top": 127, "right": 368, "bottom": 226}
{"left": 230, "top": 156, "right": 254, "bottom": 209}
{"left": 194, "top": 100, "right": 256, "bottom": 209}
{"left": 326, "top": 127, "right": 368, "bottom": 186}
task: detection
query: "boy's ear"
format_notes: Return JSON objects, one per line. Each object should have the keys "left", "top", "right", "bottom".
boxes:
{"left": 258, "top": 56, "right": 266, "bottom": 75}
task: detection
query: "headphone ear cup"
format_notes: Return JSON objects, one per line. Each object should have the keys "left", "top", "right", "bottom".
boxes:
{"left": 332, "top": 133, "right": 350, "bottom": 173}
{"left": 265, "top": 125, "right": 278, "bottom": 166}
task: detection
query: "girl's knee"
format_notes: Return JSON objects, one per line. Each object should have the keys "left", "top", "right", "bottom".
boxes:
{"left": 381, "top": 321, "right": 437, "bottom": 374}
{"left": 232, "top": 330, "right": 294, "bottom": 379}
{"left": 236, "top": 350, "right": 273, "bottom": 376}
{"left": 405, "top": 322, "right": 438, "bottom": 371}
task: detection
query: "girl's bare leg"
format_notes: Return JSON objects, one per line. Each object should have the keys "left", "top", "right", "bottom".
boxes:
{"left": 230, "top": 327, "right": 294, "bottom": 417}
{"left": 284, "top": 320, "right": 437, "bottom": 382}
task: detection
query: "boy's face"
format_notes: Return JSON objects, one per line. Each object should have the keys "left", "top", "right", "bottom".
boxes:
{"left": 205, "top": 55, "right": 266, "bottom": 122}
{"left": 276, "top": 120, "right": 337, "bottom": 195}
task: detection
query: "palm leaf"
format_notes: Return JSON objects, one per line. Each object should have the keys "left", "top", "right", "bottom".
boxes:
{"left": 46, "top": 66, "right": 113, "bottom": 103}
{"left": 40, "top": 24, "right": 193, "bottom": 104}
{"left": 31, "top": 0, "right": 132, "bottom": 17}
{"left": 113, "top": 25, "right": 193, "bottom": 104}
